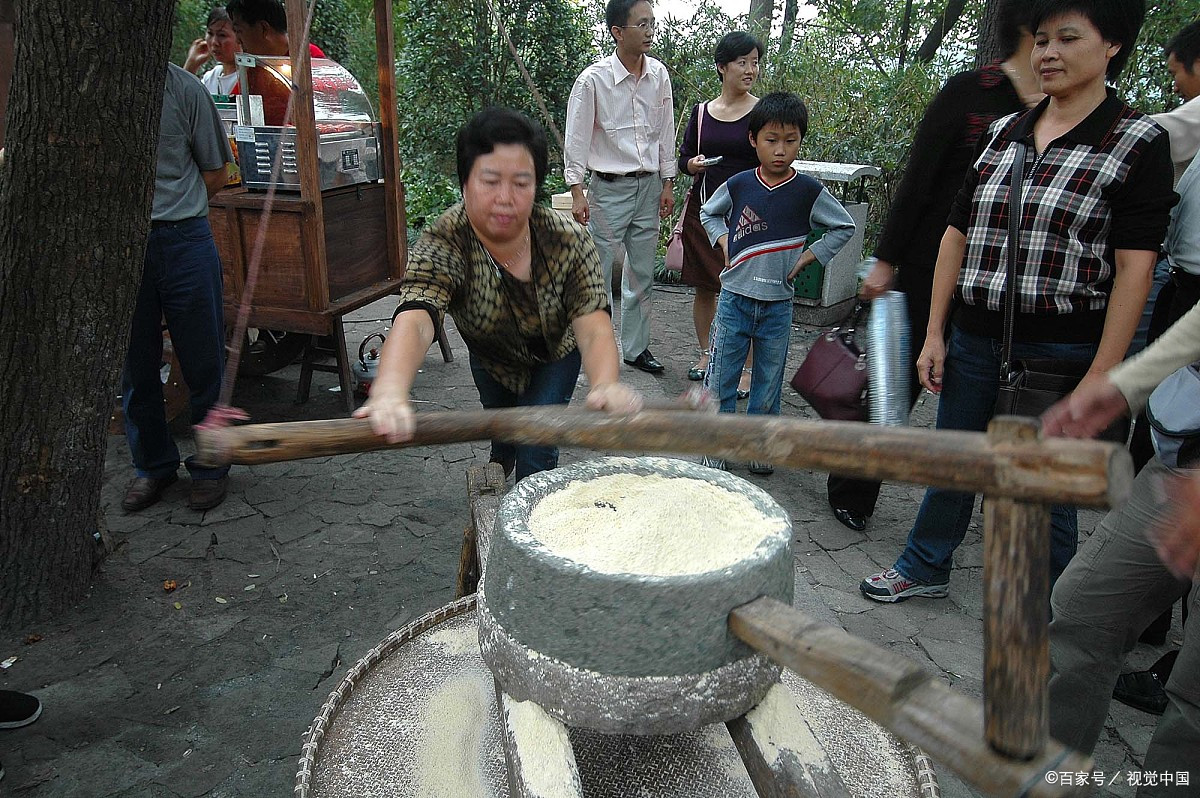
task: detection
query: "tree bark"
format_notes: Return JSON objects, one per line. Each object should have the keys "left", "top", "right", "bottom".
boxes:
{"left": 0, "top": 0, "right": 175, "bottom": 630}
{"left": 748, "top": 0, "right": 773, "bottom": 40}
{"left": 974, "top": 0, "right": 1005, "bottom": 68}
{"left": 778, "top": 0, "right": 799, "bottom": 58}
{"left": 0, "top": 0, "right": 14, "bottom": 149}
{"left": 914, "top": 0, "right": 967, "bottom": 64}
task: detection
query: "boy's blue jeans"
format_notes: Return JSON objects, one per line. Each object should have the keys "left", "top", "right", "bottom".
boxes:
{"left": 894, "top": 325, "right": 1097, "bottom": 586}
{"left": 469, "top": 348, "right": 581, "bottom": 482}
{"left": 708, "top": 291, "right": 792, "bottom": 416}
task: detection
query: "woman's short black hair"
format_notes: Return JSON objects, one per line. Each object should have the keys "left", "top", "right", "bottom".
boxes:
{"left": 714, "top": 30, "right": 763, "bottom": 80}
{"left": 994, "top": 0, "right": 1028, "bottom": 60}
{"left": 747, "top": 91, "right": 808, "bottom": 139}
{"left": 606, "top": 0, "right": 645, "bottom": 32}
{"left": 206, "top": 7, "right": 231, "bottom": 28}
{"left": 1166, "top": 20, "right": 1200, "bottom": 70}
{"left": 1029, "top": 0, "right": 1145, "bottom": 80}
{"left": 455, "top": 107, "right": 549, "bottom": 189}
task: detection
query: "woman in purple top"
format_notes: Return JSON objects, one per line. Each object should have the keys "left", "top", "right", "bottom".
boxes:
{"left": 677, "top": 31, "right": 763, "bottom": 388}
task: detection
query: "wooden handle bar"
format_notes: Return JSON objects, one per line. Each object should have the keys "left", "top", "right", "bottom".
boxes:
{"left": 730, "top": 597, "right": 1089, "bottom": 798}
{"left": 196, "top": 409, "right": 1130, "bottom": 508}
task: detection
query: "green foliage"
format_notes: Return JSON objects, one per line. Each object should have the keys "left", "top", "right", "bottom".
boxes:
{"left": 1118, "top": 2, "right": 1197, "bottom": 113}
{"left": 170, "top": 0, "right": 210, "bottom": 66}
{"left": 166, "top": 0, "right": 1190, "bottom": 248}
{"left": 393, "top": 0, "right": 594, "bottom": 226}
{"left": 308, "top": 0, "right": 353, "bottom": 63}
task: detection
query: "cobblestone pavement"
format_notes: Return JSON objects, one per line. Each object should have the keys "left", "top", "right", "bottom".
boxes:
{"left": 0, "top": 286, "right": 1177, "bottom": 797}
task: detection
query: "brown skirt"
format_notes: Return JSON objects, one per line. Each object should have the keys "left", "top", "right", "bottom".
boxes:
{"left": 680, "top": 189, "right": 724, "bottom": 293}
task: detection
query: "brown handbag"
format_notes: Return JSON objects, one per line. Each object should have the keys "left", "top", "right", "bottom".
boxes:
{"left": 790, "top": 304, "right": 869, "bottom": 421}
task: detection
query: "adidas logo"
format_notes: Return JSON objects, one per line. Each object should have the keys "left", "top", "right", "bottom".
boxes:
{"left": 731, "top": 206, "right": 767, "bottom": 243}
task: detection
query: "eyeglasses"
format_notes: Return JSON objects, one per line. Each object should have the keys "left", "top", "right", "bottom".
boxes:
{"left": 621, "top": 20, "right": 656, "bottom": 33}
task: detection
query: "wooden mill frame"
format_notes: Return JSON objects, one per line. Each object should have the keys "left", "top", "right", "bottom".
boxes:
{"left": 204, "top": 408, "right": 1129, "bottom": 797}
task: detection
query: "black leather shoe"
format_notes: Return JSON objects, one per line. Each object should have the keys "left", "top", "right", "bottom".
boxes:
{"left": 832, "top": 506, "right": 867, "bottom": 531}
{"left": 121, "top": 473, "right": 179, "bottom": 512}
{"left": 624, "top": 349, "right": 664, "bottom": 374}
{"left": 1113, "top": 669, "right": 1168, "bottom": 715}
{"left": 188, "top": 476, "right": 228, "bottom": 511}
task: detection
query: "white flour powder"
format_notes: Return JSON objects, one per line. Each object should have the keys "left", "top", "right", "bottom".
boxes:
{"left": 504, "top": 697, "right": 582, "bottom": 797}
{"left": 527, "top": 473, "right": 775, "bottom": 576}
{"left": 744, "top": 683, "right": 828, "bottom": 767}
{"left": 413, "top": 672, "right": 490, "bottom": 797}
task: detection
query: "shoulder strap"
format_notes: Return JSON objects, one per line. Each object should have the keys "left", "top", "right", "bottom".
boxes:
{"left": 697, "top": 102, "right": 708, "bottom": 202}
{"left": 1001, "top": 141, "right": 1027, "bottom": 377}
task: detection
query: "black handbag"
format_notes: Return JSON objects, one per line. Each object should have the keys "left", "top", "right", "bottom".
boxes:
{"left": 992, "top": 144, "right": 1129, "bottom": 443}
{"left": 790, "top": 303, "right": 869, "bottom": 421}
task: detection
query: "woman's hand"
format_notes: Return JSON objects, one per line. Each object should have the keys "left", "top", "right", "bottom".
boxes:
{"left": 916, "top": 334, "right": 946, "bottom": 393}
{"left": 585, "top": 382, "right": 644, "bottom": 414}
{"left": 184, "top": 37, "right": 210, "bottom": 74}
{"left": 687, "top": 155, "right": 709, "bottom": 175}
{"left": 859, "top": 259, "right": 895, "bottom": 300}
{"left": 1040, "top": 372, "right": 1129, "bottom": 438}
{"left": 353, "top": 388, "right": 415, "bottom": 444}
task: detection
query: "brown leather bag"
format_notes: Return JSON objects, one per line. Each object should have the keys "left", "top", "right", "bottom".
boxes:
{"left": 790, "top": 305, "right": 868, "bottom": 421}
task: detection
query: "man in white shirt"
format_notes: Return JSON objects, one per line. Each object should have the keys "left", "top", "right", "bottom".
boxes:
{"left": 564, "top": 0, "right": 676, "bottom": 374}
{"left": 1153, "top": 20, "right": 1200, "bottom": 184}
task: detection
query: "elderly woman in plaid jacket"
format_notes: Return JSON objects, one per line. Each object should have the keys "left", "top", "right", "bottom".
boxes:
{"left": 861, "top": 0, "right": 1177, "bottom": 603}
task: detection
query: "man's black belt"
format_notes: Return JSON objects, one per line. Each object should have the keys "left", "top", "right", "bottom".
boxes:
{"left": 593, "top": 170, "right": 655, "bottom": 181}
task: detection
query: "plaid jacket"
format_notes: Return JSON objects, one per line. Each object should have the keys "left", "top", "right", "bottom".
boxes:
{"left": 949, "top": 90, "right": 1175, "bottom": 341}
{"left": 396, "top": 203, "right": 610, "bottom": 394}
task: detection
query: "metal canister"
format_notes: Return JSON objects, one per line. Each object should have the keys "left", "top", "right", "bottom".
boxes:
{"left": 866, "top": 290, "right": 911, "bottom": 427}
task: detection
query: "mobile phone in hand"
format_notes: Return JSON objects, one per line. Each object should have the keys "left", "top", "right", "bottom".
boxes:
{"left": 699, "top": 156, "right": 723, "bottom": 166}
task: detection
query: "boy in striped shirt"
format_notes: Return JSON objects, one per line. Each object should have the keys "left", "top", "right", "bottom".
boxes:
{"left": 700, "top": 92, "right": 856, "bottom": 473}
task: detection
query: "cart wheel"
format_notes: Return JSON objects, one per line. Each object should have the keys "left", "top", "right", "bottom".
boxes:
{"left": 238, "top": 328, "right": 309, "bottom": 377}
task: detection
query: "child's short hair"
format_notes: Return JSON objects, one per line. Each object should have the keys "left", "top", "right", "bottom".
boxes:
{"left": 747, "top": 92, "right": 808, "bottom": 139}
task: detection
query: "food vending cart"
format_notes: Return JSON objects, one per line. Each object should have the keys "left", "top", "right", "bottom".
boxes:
{"left": 208, "top": 0, "right": 450, "bottom": 414}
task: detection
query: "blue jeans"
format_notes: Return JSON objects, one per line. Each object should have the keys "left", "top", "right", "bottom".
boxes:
{"left": 123, "top": 217, "right": 227, "bottom": 481}
{"left": 708, "top": 291, "right": 791, "bottom": 415}
{"left": 894, "top": 325, "right": 1096, "bottom": 585}
{"left": 469, "top": 348, "right": 581, "bottom": 482}
{"left": 1126, "top": 256, "right": 1170, "bottom": 358}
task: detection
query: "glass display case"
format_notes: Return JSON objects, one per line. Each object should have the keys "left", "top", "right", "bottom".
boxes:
{"left": 232, "top": 54, "right": 381, "bottom": 191}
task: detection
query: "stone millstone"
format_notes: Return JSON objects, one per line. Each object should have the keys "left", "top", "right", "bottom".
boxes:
{"left": 477, "top": 456, "right": 794, "bottom": 735}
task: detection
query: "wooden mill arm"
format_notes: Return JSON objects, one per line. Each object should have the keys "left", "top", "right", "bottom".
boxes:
{"left": 730, "top": 597, "right": 1089, "bottom": 798}
{"left": 195, "top": 409, "right": 1131, "bottom": 509}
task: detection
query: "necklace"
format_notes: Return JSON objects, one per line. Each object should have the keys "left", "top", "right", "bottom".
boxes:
{"left": 489, "top": 233, "right": 530, "bottom": 275}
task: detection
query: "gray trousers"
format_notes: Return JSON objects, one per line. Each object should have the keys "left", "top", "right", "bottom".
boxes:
{"left": 586, "top": 173, "right": 661, "bottom": 361}
{"left": 1049, "top": 457, "right": 1199, "bottom": 795}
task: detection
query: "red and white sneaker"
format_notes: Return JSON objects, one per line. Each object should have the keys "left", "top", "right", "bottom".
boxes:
{"left": 860, "top": 568, "right": 949, "bottom": 603}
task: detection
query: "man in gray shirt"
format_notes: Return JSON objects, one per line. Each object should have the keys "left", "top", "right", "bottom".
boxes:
{"left": 121, "top": 64, "right": 233, "bottom": 513}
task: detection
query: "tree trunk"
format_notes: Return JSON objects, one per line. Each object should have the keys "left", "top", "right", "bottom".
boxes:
{"left": 0, "top": 0, "right": 14, "bottom": 149}
{"left": 973, "top": 0, "right": 1005, "bottom": 68}
{"left": 914, "top": 0, "right": 967, "bottom": 64}
{"left": 748, "top": 0, "right": 773, "bottom": 41}
{"left": 897, "top": 0, "right": 914, "bottom": 70}
{"left": 778, "top": 0, "right": 799, "bottom": 58}
{"left": 0, "top": 0, "right": 175, "bottom": 630}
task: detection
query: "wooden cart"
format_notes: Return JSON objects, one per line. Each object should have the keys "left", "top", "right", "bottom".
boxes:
{"left": 209, "top": 0, "right": 450, "bottom": 413}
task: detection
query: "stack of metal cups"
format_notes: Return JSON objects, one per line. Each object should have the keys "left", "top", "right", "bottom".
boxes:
{"left": 866, "top": 288, "right": 911, "bottom": 427}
